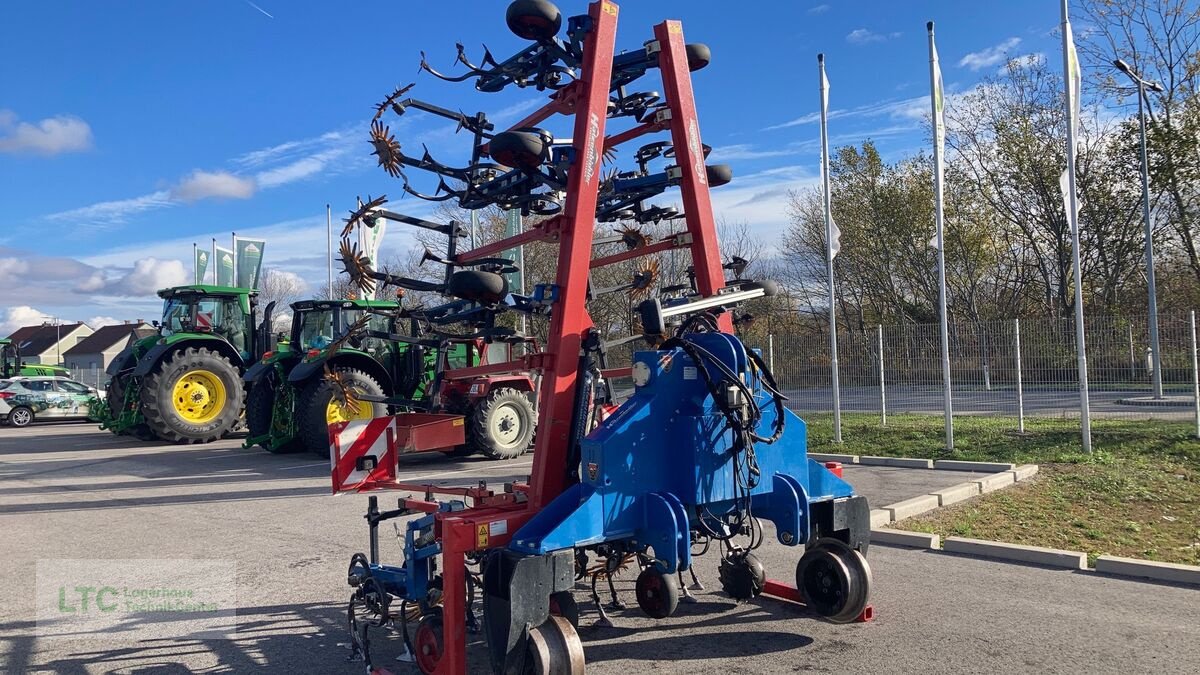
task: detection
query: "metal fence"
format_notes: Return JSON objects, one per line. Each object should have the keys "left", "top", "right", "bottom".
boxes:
{"left": 67, "top": 366, "right": 106, "bottom": 391}
{"left": 755, "top": 311, "right": 1200, "bottom": 445}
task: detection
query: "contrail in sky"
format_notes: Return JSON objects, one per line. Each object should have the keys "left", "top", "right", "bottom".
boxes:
{"left": 243, "top": 0, "right": 274, "bottom": 19}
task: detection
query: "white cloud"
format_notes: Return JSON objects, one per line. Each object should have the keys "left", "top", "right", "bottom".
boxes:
{"left": 98, "top": 257, "right": 189, "bottom": 296}
{"left": 764, "top": 95, "right": 930, "bottom": 131}
{"left": 959, "top": 37, "right": 1022, "bottom": 71}
{"left": 0, "top": 257, "right": 30, "bottom": 283}
{"left": 808, "top": 4, "right": 830, "bottom": 14}
{"left": 170, "top": 170, "right": 256, "bottom": 201}
{"left": 74, "top": 271, "right": 108, "bottom": 292}
{"left": 45, "top": 190, "right": 173, "bottom": 227}
{"left": 709, "top": 144, "right": 802, "bottom": 162}
{"left": 1, "top": 306, "right": 53, "bottom": 336}
{"left": 847, "top": 29, "right": 901, "bottom": 45}
{"left": 86, "top": 316, "right": 122, "bottom": 329}
{"left": 0, "top": 109, "right": 93, "bottom": 155}
{"left": 255, "top": 148, "right": 346, "bottom": 188}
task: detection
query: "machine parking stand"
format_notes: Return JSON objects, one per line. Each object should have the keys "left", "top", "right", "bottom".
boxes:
{"left": 329, "top": 2, "right": 874, "bottom": 673}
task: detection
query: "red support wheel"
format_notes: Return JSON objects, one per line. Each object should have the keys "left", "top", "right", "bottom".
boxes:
{"left": 635, "top": 566, "right": 680, "bottom": 619}
{"left": 413, "top": 610, "right": 444, "bottom": 674}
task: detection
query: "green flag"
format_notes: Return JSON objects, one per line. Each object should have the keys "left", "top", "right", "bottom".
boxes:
{"left": 235, "top": 238, "right": 265, "bottom": 289}
{"left": 215, "top": 245, "right": 235, "bottom": 287}
{"left": 195, "top": 247, "right": 210, "bottom": 285}
{"left": 502, "top": 209, "right": 524, "bottom": 295}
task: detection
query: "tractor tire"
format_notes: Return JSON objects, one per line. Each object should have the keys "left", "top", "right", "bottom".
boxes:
{"left": 140, "top": 347, "right": 244, "bottom": 444}
{"left": 296, "top": 367, "right": 387, "bottom": 458}
{"left": 469, "top": 388, "right": 536, "bottom": 460}
{"left": 246, "top": 379, "right": 302, "bottom": 454}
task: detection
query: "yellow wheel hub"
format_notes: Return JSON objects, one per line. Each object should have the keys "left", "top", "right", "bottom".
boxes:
{"left": 172, "top": 369, "right": 227, "bottom": 424}
{"left": 326, "top": 392, "right": 372, "bottom": 425}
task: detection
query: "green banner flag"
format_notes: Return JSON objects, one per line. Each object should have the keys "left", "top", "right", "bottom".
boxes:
{"left": 195, "top": 247, "right": 210, "bottom": 285}
{"left": 503, "top": 209, "right": 524, "bottom": 295}
{"left": 235, "top": 238, "right": 265, "bottom": 289}
{"left": 215, "top": 245, "right": 235, "bottom": 287}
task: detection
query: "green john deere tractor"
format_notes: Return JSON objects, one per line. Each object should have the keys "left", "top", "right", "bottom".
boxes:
{"left": 101, "top": 285, "right": 275, "bottom": 443}
{"left": 0, "top": 339, "right": 70, "bottom": 378}
{"left": 243, "top": 298, "right": 446, "bottom": 456}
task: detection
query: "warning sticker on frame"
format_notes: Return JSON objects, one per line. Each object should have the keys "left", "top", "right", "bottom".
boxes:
{"left": 489, "top": 521, "right": 507, "bottom": 537}
{"left": 476, "top": 524, "right": 489, "bottom": 548}
{"left": 683, "top": 366, "right": 697, "bottom": 380}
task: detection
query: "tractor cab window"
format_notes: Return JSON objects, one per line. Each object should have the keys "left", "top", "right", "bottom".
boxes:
{"left": 299, "top": 310, "right": 336, "bottom": 351}
{"left": 443, "top": 342, "right": 472, "bottom": 370}
{"left": 162, "top": 296, "right": 248, "bottom": 354}
{"left": 484, "top": 341, "right": 510, "bottom": 365}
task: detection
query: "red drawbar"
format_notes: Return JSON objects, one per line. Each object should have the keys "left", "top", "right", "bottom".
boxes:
{"left": 824, "top": 461, "right": 844, "bottom": 478}
{"left": 762, "top": 579, "right": 875, "bottom": 623}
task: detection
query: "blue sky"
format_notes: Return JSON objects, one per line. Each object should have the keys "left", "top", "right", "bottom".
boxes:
{"left": 0, "top": 0, "right": 1063, "bottom": 332}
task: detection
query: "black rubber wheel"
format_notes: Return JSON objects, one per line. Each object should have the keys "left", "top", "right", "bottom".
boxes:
{"left": 296, "top": 367, "right": 388, "bottom": 458}
{"left": 685, "top": 43, "right": 711, "bottom": 71}
{"left": 549, "top": 591, "right": 580, "bottom": 630}
{"left": 490, "top": 130, "right": 549, "bottom": 170}
{"left": 718, "top": 552, "right": 766, "bottom": 600}
{"left": 506, "top": 0, "right": 562, "bottom": 41}
{"left": 706, "top": 164, "right": 733, "bottom": 187}
{"left": 413, "top": 608, "right": 444, "bottom": 674}
{"left": 796, "top": 538, "right": 872, "bottom": 623}
{"left": 469, "top": 387, "right": 536, "bottom": 459}
{"left": 246, "top": 378, "right": 303, "bottom": 454}
{"left": 8, "top": 405, "right": 33, "bottom": 428}
{"left": 447, "top": 269, "right": 508, "bottom": 304}
{"left": 635, "top": 566, "right": 680, "bottom": 619}
{"left": 140, "top": 346, "right": 244, "bottom": 444}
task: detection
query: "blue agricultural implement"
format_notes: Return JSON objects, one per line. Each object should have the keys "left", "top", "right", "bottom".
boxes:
{"left": 329, "top": 2, "right": 873, "bottom": 673}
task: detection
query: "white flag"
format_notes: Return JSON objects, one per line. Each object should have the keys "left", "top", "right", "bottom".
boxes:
{"left": 931, "top": 38, "right": 946, "bottom": 159}
{"left": 819, "top": 57, "right": 839, "bottom": 260}
{"left": 830, "top": 215, "right": 842, "bottom": 258}
{"left": 1061, "top": 15, "right": 1083, "bottom": 229}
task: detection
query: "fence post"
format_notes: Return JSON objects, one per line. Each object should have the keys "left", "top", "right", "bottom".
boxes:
{"left": 1191, "top": 311, "right": 1199, "bottom": 439}
{"left": 1014, "top": 319, "right": 1025, "bottom": 434}
{"left": 878, "top": 324, "right": 886, "bottom": 427}
{"left": 768, "top": 333, "right": 775, "bottom": 373}
{"left": 1128, "top": 323, "right": 1137, "bottom": 381}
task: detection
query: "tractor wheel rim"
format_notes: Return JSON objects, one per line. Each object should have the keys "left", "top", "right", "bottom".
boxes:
{"left": 326, "top": 389, "right": 373, "bottom": 425}
{"left": 172, "top": 369, "right": 226, "bottom": 424}
{"left": 489, "top": 402, "right": 524, "bottom": 447}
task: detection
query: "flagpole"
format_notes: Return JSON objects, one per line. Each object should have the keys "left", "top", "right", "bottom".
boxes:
{"left": 231, "top": 232, "right": 237, "bottom": 285}
{"left": 928, "top": 22, "right": 955, "bottom": 451}
{"left": 818, "top": 53, "right": 842, "bottom": 444}
{"left": 1061, "top": 0, "right": 1092, "bottom": 452}
{"left": 193, "top": 243, "right": 197, "bottom": 284}
{"left": 326, "top": 204, "right": 333, "bottom": 299}
{"left": 211, "top": 238, "right": 216, "bottom": 286}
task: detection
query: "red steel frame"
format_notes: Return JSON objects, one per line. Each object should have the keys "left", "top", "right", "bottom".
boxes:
{"left": 377, "top": 4, "right": 738, "bottom": 672}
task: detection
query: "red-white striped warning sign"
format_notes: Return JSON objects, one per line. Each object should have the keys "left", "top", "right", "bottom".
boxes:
{"left": 195, "top": 311, "right": 213, "bottom": 329}
{"left": 329, "top": 416, "right": 397, "bottom": 494}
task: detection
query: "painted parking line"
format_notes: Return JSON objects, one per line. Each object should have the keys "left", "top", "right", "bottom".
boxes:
{"left": 281, "top": 462, "right": 330, "bottom": 471}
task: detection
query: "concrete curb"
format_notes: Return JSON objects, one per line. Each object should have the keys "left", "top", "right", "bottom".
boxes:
{"left": 809, "top": 452, "right": 859, "bottom": 464}
{"left": 871, "top": 528, "right": 940, "bottom": 549}
{"left": 1010, "top": 464, "right": 1039, "bottom": 481}
{"left": 974, "top": 471, "right": 1017, "bottom": 493}
{"left": 943, "top": 537, "right": 1088, "bottom": 570}
{"left": 882, "top": 494, "right": 940, "bottom": 520}
{"left": 859, "top": 455, "right": 935, "bottom": 469}
{"left": 869, "top": 509, "right": 892, "bottom": 528}
{"left": 1095, "top": 555, "right": 1200, "bottom": 586}
{"left": 930, "top": 481, "right": 981, "bottom": 506}
{"left": 933, "top": 460, "right": 1016, "bottom": 472}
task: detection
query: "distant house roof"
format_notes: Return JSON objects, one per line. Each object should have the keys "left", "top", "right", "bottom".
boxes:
{"left": 64, "top": 323, "right": 155, "bottom": 357}
{"left": 4, "top": 323, "right": 87, "bottom": 357}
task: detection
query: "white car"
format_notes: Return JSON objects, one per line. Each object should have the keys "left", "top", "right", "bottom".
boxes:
{"left": 0, "top": 376, "right": 102, "bottom": 427}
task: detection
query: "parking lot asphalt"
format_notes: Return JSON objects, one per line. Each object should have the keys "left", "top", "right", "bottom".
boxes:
{"left": 1, "top": 423, "right": 1198, "bottom": 674}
